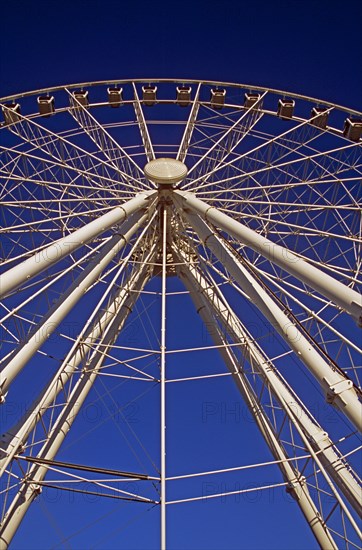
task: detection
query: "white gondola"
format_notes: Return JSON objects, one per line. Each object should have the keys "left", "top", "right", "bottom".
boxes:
{"left": 310, "top": 107, "right": 329, "bottom": 129}
{"left": 2, "top": 103, "right": 21, "bottom": 125}
{"left": 277, "top": 99, "right": 295, "bottom": 119}
{"left": 343, "top": 117, "right": 362, "bottom": 141}
{"left": 244, "top": 92, "right": 260, "bottom": 109}
{"left": 142, "top": 85, "right": 157, "bottom": 106}
{"left": 72, "top": 90, "right": 89, "bottom": 108}
{"left": 37, "top": 96, "right": 55, "bottom": 117}
{"left": 108, "top": 87, "right": 123, "bottom": 107}
{"left": 210, "top": 88, "right": 226, "bottom": 110}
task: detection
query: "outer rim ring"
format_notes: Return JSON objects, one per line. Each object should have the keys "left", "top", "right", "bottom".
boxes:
{"left": 0, "top": 78, "right": 361, "bottom": 116}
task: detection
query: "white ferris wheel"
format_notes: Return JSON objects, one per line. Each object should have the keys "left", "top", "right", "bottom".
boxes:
{"left": 0, "top": 79, "right": 361, "bottom": 549}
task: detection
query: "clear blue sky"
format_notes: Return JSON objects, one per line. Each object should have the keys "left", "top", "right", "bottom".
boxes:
{"left": 0, "top": 1, "right": 361, "bottom": 549}
{"left": 1, "top": 0, "right": 361, "bottom": 108}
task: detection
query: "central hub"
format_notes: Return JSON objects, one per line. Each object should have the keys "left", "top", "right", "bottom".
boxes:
{"left": 144, "top": 158, "right": 187, "bottom": 187}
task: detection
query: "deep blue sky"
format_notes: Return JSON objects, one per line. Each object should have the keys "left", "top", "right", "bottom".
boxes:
{"left": 0, "top": 1, "right": 361, "bottom": 549}
{"left": 1, "top": 0, "right": 361, "bottom": 109}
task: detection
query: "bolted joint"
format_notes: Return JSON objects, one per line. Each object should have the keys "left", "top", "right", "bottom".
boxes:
{"left": 286, "top": 475, "right": 306, "bottom": 500}
{"left": 309, "top": 429, "right": 330, "bottom": 448}
{"left": 0, "top": 381, "right": 8, "bottom": 404}
{"left": 324, "top": 378, "right": 354, "bottom": 405}
{"left": 16, "top": 443, "right": 26, "bottom": 455}
{"left": 350, "top": 300, "right": 362, "bottom": 327}
{"left": 29, "top": 483, "right": 42, "bottom": 496}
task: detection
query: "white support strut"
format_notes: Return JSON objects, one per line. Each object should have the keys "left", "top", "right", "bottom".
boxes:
{"left": 132, "top": 84, "right": 155, "bottom": 162}
{"left": 173, "top": 190, "right": 362, "bottom": 325}
{"left": 176, "top": 251, "right": 361, "bottom": 517}
{"left": 0, "top": 210, "right": 152, "bottom": 401}
{"left": 178, "top": 264, "right": 338, "bottom": 549}
{"left": 181, "top": 210, "right": 362, "bottom": 432}
{"left": 176, "top": 83, "right": 201, "bottom": 163}
{"left": 160, "top": 207, "right": 167, "bottom": 550}
{"left": 0, "top": 254, "right": 154, "bottom": 549}
{"left": 0, "top": 190, "right": 156, "bottom": 299}
{"left": 0, "top": 230, "right": 158, "bottom": 478}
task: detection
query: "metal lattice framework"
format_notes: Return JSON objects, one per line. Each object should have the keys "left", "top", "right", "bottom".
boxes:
{"left": 0, "top": 79, "right": 361, "bottom": 549}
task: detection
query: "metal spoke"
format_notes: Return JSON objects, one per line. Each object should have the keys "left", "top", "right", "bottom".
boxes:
{"left": 66, "top": 88, "right": 146, "bottom": 185}
{"left": 1, "top": 79, "right": 361, "bottom": 550}
{"left": 132, "top": 83, "right": 155, "bottom": 163}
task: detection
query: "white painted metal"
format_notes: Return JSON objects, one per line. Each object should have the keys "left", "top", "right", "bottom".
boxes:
{"left": 174, "top": 190, "right": 362, "bottom": 325}
{"left": 176, "top": 82, "right": 201, "bottom": 163}
{"left": 178, "top": 263, "right": 338, "bottom": 549}
{"left": 144, "top": 158, "right": 187, "bottom": 186}
{"left": 1, "top": 79, "right": 361, "bottom": 549}
{"left": 0, "top": 213, "right": 157, "bottom": 477}
{"left": 0, "top": 248, "right": 155, "bottom": 549}
{"left": 176, "top": 249, "right": 362, "bottom": 515}
{"left": 0, "top": 190, "right": 155, "bottom": 299}
{"left": 66, "top": 87, "right": 145, "bottom": 179}
{"left": 0, "top": 102, "right": 144, "bottom": 193}
{"left": 181, "top": 210, "right": 362, "bottom": 431}
{"left": 187, "top": 91, "right": 266, "bottom": 177}
{"left": 132, "top": 83, "right": 155, "bottom": 162}
{"left": 0, "top": 210, "right": 152, "bottom": 400}
{"left": 160, "top": 207, "right": 167, "bottom": 550}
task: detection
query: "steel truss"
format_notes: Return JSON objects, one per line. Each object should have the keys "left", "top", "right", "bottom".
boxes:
{"left": 0, "top": 79, "right": 361, "bottom": 549}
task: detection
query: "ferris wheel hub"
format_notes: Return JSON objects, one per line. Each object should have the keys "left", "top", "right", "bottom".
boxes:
{"left": 144, "top": 158, "right": 187, "bottom": 186}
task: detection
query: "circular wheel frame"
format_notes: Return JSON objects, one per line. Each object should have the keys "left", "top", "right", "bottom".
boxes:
{"left": 0, "top": 79, "right": 361, "bottom": 549}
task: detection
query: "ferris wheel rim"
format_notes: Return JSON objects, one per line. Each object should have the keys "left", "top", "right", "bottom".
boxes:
{"left": 0, "top": 76, "right": 361, "bottom": 549}
{"left": 0, "top": 78, "right": 361, "bottom": 117}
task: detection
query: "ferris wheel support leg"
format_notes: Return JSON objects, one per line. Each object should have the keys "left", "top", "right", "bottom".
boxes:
{"left": 173, "top": 191, "right": 362, "bottom": 325}
{"left": 160, "top": 207, "right": 167, "bottom": 550}
{"left": 177, "top": 253, "right": 362, "bottom": 517}
{"left": 0, "top": 229, "right": 158, "bottom": 478}
{"left": 178, "top": 266, "right": 338, "bottom": 549}
{"left": 0, "top": 209, "right": 152, "bottom": 402}
{"left": 182, "top": 211, "right": 362, "bottom": 432}
{"left": 0, "top": 256, "right": 154, "bottom": 549}
{"left": 0, "top": 190, "right": 156, "bottom": 300}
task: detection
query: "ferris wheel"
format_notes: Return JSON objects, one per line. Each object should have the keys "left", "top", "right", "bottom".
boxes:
{"left": 0, "top": 79, "right": 361, "bottom": 549}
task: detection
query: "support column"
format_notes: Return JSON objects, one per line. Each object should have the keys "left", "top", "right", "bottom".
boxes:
{"left": 178, "top": 263, "right": 338, "bottom": 549}
{"left": 0, "top": 228, "right": 157, "bottom": 476}
{"left": 173, "top": 190, "right": 362, "bottom": 325}
{"left": 0, "top": 190, "right": 155, "bottom": 299}
{"left": 0, "top": 252, "right": 154, "bottom": 549}
{"left": 0, "top": 210, "right": 152, "bottom": 401}
{"left": 181, "top": 211, "right": 362, "bottom": 431}
{"left": 160, "top": 207, "right": 167, "bottom": 550}
{"left": 176, "top": 250, "right": 361, "bottom": 517}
